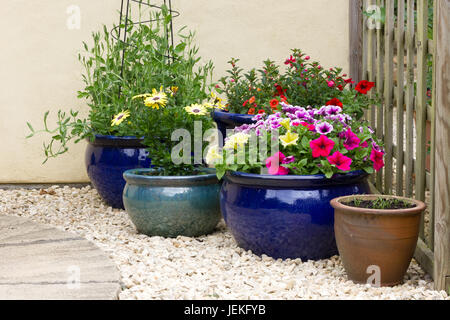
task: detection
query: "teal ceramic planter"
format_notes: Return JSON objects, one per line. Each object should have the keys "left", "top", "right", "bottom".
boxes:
{"left": 123, "top": 168, "right": 221, "bottom": 238}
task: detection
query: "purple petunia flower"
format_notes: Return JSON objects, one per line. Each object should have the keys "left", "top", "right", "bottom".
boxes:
{"left": 325, "top": 105, "right": 342, "bottom": 116}
{"left": 343, "top": 128, "right": 361, "bottom": 150}
{"left": 315, "top": 122, "right": 334, "bottom": 135}
{"left": 294, "top": 109, "right": 310, "bottom": 120}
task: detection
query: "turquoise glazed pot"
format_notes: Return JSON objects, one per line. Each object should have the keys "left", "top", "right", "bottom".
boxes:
{"left": 123, "top": 168, "right": 221, "bottom": 238}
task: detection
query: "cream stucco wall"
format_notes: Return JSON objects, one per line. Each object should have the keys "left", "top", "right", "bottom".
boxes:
{"left": 0, "top": 0, "right": 350, "bottom": 183}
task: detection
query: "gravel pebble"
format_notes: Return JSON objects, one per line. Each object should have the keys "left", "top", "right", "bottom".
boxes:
{"left": 0, "top": 186, "right": 448, "bottom": 300}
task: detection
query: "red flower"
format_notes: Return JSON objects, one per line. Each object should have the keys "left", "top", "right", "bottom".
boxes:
{"left": 243, "top": 100, "right": 248, "bottom": 107}
{"left": 344, "top": 78, "right": 355, "bottom": 84}
{"left": 258, "top": 109, "right": 265, "bottom": 114}
{"left": 248, "top": 108, "right": 255, "bottom": 115}
{"left": 370, "top": 148, "right": 385, "bottom": 171}
{"left": 280, "top": 95, "right": 288, "bottom": 103}
{"left": 270, "top": 99, "right": 279, "bottom": 109}
{"left": 284, "top": 55, "right": 296, "bottom": 66}
{"left": 325, "top": 98, "right": 343, "bottom": 108}
{"left": 355, "top": 80, "right": 375, "bottom": 94}
{"left": 337, "top": 85, "right": 344, "bottom": 91}
{"left": 310, "top": 135, "right": 335, "bottom": 158}
{"left": 274, "top": 84, "right": 287, "bottom": 97}
{"left": 300, "top": 122, "right": 315, "bottom": 131}
{"left": 327, "top": 151, "right": 352, "bottom": 171}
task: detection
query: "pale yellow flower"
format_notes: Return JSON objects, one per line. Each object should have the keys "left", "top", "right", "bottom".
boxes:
{"left": 144, "top": 88, "right": 168, "bottom": 109}
{"left": 224, "top": 132, "right": 250, "bottom": 149}
{"left": 203, "top": 102, "right": 215, "bottom": 109}
{"left": 132, "top": 93, "right": 152, "bottom": 100}
{"left": 205, "top": 145, "right": 223, "bottom": 165}
{"left": 210, "top": 92, "right": 227, "bottom": 110}
{"left": 166, "top": 86, "right": 179, "bottom": 96}
{"left": 280, "top": 130, "right": 299, "bottom": 147}
{"left": 111, "top": 110, "right": 130, "bottom": 126}
{"left": 280, "top": 118, "right": 290, "bottom": 130}
{"left": 185, "top": 104, "right": 208, "bottom": 116}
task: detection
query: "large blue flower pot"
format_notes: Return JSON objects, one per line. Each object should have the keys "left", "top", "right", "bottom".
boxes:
{"left": 85, "top": 134, "right": 152, "bottom": 209}
{"left": 123, "top": 168, "right": 221, "bottom": 238}
{"left": 220, "top": 170, "right": 371, "bottom": 260}
{"left": 212, "top": 110, "right": 255, "bottom": 146}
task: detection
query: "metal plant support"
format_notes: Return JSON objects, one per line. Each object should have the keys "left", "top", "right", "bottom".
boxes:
{"left": 112, "top": 0, "right": 179, "bottom": 98}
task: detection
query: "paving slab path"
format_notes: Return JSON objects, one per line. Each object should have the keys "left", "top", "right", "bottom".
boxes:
{"left": 0, "top": 215, "right": 120, "bottom": 300}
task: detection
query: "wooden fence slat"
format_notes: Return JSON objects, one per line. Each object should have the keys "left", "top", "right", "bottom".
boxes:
{"left": 349, "top": 0, "right": 363, "bottom": 86}
{"left": 404, "top": 0, "right": 415, "bottom": 198}
{"left": 416, "top": 0, "right": 429, "bottom": 240}
{"left": 433, "top": 0, "right": 450, "bottom": 293}
{"left": 383, "top": 0, "right": 394, "bottom": 194}
{"left": 375, "top": 0, "right": 385, "bottom": 191}
{"left": 396, "top": 0, "right": 406, "bottom": 196}
{"left": 429, "top": 0, "right": 438, "bottom": 251}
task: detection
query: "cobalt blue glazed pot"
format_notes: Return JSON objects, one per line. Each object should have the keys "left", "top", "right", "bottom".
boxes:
{"left": 220, "top": 170, "right": 371, "bottom": 261}
{"left": 123, "top": 168, "right": 221, "bottom": 238}
{"left": 85, "top": 134, "right": 151, "bottom": 209}
{"left": 212, "top": 110, "right": 255, "bottom": 146}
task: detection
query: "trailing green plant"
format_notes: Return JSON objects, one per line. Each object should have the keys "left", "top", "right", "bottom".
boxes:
{"left": 27, "top": 4, "right": 215, "bottom": 174}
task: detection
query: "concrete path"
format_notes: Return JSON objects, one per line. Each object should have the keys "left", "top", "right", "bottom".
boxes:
{"left": 0, "top": 215, "right": 121, "bottom": 300}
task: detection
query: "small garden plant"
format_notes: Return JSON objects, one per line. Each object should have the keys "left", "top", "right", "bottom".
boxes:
{"left": 215, "top": 49, "right": 378, "bottom": 120}
{"left": 26, "top": 5, "right": 221, "bottom": 176}
{"left": 345, "top": 196, "right": 416, "bottom": 210}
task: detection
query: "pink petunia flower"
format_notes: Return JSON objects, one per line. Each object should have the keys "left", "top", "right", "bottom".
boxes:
{"left": 370, "top": 148, "right": 385, "bottom": 171}
{"left": 310, "top": 135, "right": 335, "bottom": 158}
{"left": 327, "top": 151, "right": 352, "bottom": 171}
{"left": 265, "top": 152, "right": 290, "bottom": 175}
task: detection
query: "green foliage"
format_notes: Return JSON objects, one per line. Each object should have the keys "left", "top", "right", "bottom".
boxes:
{"left": 27, "top": 4, "right": 215, "bottom": 175}
{"left": 215, "top": 49, "right": 378, "bottom": 120}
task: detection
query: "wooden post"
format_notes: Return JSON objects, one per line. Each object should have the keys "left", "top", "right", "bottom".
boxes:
{"left": 383, "top": 0, "right": 394, "bottom": 195}
{"left": 349, "top": 0, "right": 363, "bottom": 85}
{"left": 433, "top": 0, "right": 450, "bottom": 293}
{"left": 395, "top": 0, "right": 405, "bottom": 196}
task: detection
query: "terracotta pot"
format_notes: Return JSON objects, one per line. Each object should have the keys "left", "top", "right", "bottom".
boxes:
{"left": 330, "top": 195, "right": 426, "bottom": 286}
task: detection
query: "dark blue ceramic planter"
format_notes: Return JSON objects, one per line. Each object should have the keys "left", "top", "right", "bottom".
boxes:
{"left": 212, "top": 110, "right": 255, "bottom": 146}
{"left": 123, "top": 168, "right": 221, "bottom": 238}
{"left": 85, "top": 134, "right": 152, "bottom": 209}
{"left": 220, "top": 170, "right": 371, "bottom": 261}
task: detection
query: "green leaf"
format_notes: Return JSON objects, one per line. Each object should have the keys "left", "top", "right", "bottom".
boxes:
{"left": 363, "top": 167, "right": 374, "bottom": 174}
{"left": 26, "top": 122, "right": 34, "bottom": 132}
{"left": 301, "top": 136, "right": 310, "bottom": 149}
{"left": 175, "top": 42, "right": 186, "bottom": 54}
{"left": 325, "top": 171, "right": 334, "bottom": 179}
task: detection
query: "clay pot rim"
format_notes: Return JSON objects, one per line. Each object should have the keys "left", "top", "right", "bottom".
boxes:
{"left": 330, "top": 194, "right": 426, "bottom": 216}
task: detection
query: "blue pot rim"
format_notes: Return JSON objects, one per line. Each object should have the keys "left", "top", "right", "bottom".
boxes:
{"left": 224, "top": 170, "right": 369, "bottom": 188}
{"left": 88, "top": 134, "right": 146, "bottom": 148}
{"left": 123, "top": 168, "right": 219, "bottom": 187}
{"left": 212, "top": 109, "right": 255, "bottom": 123}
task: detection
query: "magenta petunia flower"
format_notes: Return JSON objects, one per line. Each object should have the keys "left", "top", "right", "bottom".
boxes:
{"left": 327, "top": 151, "right": 352, "bottom": 171}
{"left": 310, "top": 135, "right": 335, "bottom": 158}
{"left": 370, "top": 148, "right": 385, "bottom": 171}
{"left": 265, "top": 152, "right": 290, "bottom": 175}
{"left": 342, "top": 128, "right": 361, "bottom": 150}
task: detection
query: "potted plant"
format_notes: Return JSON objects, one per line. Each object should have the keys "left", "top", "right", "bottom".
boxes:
{"left": 206, "top": 89, "right": 383, "bottom": 260}
{"left": 213, "top": 49, "right": 377, "bottom": 145}
{"left": 122, "top": 93, "right": 221, "bottom": 238}
{"left": 330, "top": 195, "right": 426, "bottom": 286}
{"left": 26, "top": 6, "right": 216, "bottom": 209}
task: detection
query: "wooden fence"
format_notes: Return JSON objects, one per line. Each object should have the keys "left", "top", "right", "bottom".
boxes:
{"left": 349, "top": 0, "right": 449, "bottom": 292}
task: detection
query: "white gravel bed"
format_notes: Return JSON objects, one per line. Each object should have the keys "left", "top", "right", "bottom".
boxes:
{"left": 0, "top": 186, "right": 448, "bottom": 300}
